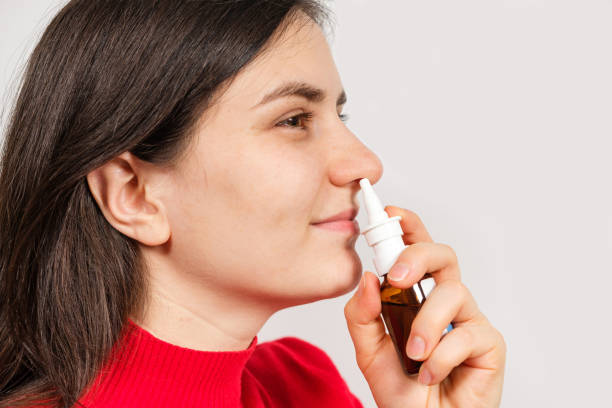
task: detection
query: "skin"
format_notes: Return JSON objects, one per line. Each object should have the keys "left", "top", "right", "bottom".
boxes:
{"left": 87, "top": 11, "right": 506, "bottom": 407}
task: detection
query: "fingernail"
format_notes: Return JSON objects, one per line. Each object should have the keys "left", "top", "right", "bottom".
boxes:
{"left": 388, "top": 263, "right": 410, "bottom": 281}
{"left": 407, "top": 335, "right": 425, "bottom": 359}
{"left": 419, "top": 367, "right": 432, "bottom": 385}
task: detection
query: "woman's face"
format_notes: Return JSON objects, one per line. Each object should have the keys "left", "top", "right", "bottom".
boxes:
{"left": 150, "top": 14, "right": 383, "bottom": 309}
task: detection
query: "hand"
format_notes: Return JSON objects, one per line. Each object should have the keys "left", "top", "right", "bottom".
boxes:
{"left": 344, "top": 206, "right": 506, "bottom": 408}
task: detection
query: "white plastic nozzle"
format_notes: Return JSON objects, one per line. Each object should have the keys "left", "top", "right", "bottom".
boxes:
{"left": 359, "top": 178, "right": 406, "bottom": 277}
{"left": 359, "top": 178, "right": 388, "bottom": 225}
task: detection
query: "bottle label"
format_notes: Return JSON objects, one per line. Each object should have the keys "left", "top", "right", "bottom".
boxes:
{"left": 413, "top": 277, "right": 435, "bottom": 303}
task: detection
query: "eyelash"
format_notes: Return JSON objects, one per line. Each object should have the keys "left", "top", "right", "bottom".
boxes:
{"left": 277, "top": 112, "right": 350, "bottom": 130}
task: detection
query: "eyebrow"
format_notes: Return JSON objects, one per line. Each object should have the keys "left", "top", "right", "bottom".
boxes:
{"left": 251, "top": 81, "right": 347, "bottom": 109}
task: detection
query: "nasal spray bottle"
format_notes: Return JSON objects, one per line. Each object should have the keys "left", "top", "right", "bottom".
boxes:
{"left": 359, "top": 178, "right": 453, "bottom": 375}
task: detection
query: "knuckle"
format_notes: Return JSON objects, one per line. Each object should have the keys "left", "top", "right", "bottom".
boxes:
{"left": 495, "top": 327, "right": 508, "bottom": 356}
{"left": 500, "top": 331, "right": 507, "bottom": 352}
{"left": 457, "top": 280, "right": 470, "bottom": 300}
{"left": 411, "top": 210, "right": 425, "bottom": 226}
{"left": 455, "top": 280, "right": 470, "bottom": 303}
{"left": 440, "top": 242, "right": 458, "bottom": 262}
{"left": 487, "top": 327, "right": 507, "bottom": 368}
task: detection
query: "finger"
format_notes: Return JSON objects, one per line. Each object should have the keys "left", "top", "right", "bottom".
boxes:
{"left": 417, "top": 324, "right": 504, "bottom": 386}
{"left": 384, "top": 206, "right": 433, "bottom": 244}
{"left": 344, "top": 271, "right": 387, "bottom": 372}
{"left": 405, "top": 280, "right": 482, "bottom": 361}
{"left": 387, "top": 242, "right": 461, "bottom": 288}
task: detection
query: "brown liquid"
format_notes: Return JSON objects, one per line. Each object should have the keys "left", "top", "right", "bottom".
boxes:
{"left": 380, "top": 272, "right": 433, "bottom": 375}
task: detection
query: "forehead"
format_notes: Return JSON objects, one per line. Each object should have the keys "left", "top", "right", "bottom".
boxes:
{"left": 213, "top": 15, "right": 339, "bottom": 109}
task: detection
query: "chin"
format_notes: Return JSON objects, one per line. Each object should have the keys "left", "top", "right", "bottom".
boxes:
{"left": 275, "top": 253, "right": 363, "bottom": 308}
{"left": 321, "top": 255, "right": 363, "bottom": 299}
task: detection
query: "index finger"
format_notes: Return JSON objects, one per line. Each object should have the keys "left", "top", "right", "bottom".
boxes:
{"left": 384, "top": 205, "right": 433, "bottom": 244}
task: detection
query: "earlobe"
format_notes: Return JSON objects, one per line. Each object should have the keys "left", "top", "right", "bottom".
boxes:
{"left": 85, "top": 152, "right": 171, "bottom": 247}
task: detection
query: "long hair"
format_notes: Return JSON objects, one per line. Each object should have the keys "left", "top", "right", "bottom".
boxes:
{"left": 0, "top": 1, "right": 332, "bottom": 406}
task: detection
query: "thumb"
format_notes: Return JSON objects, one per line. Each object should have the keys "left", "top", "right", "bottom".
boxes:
{"left": 343, "top": 271, "right": 388, "bottom": 372}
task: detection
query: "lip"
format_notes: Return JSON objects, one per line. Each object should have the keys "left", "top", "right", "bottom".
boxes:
{"left": 312, "top": 208, "right": 358, "bottom": 225}
{"left": 313, "top": 219, "right": 360, "bottom": 234}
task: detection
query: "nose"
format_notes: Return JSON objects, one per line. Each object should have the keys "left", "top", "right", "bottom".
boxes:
{"left": 327, "top": 127, "right": 384, "bottom": 188}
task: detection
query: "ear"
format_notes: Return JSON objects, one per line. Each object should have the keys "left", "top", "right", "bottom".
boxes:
{"left": 86, "top": 151, "right": 171, "bottom": 246}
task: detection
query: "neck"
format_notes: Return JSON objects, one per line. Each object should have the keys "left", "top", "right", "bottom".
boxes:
{"left": 133, "top": 247, "right": 276, "bottom": 352}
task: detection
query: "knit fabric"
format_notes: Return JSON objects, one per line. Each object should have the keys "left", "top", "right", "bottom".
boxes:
{"left": 77, "top": 319, "right": 363, "bottom": 407}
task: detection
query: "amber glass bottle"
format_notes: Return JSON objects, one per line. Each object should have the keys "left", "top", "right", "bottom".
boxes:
{"left": 380, "top": 272, "right": 436, "bottom": 375}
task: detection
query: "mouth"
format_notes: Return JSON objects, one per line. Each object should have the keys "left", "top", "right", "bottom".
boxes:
{"left": 312, "top": 219, "right": 360, "bottom": 234}
{"left": 312, "top": 208, "right": 358, "bottom": 224}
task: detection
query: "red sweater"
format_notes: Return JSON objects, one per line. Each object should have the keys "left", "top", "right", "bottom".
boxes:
{"left": 77, "top": 319, "right": 364, "bottom": 407}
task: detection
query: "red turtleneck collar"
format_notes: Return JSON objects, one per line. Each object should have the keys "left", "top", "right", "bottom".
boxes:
{"left": 77, "top": 319, "right": 363, "bottom": 407}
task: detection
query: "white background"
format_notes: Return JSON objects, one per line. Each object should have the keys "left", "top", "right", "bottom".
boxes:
{"left": 2, "top": 1, "right": 611, "bottom": 407}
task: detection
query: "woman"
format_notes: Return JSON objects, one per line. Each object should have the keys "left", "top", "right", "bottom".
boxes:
{"left": 0, "top": 1, "right": 506, "bottom": 407}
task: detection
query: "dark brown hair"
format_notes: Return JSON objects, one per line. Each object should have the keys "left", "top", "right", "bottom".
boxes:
{"left": 0, "top": 1, "right": 332, "bottom": 406}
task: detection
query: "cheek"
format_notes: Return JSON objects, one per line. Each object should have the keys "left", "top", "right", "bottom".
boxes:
{"left": 166, "top": 131, "right": 327, "bottom": 277}
{"left": 249, "top": 141, "right": 323, "bottom": 224}
{"left": 217, "top": 141, "right": 325, "bottom": 271}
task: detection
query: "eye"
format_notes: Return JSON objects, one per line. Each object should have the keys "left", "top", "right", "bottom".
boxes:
{"left": 276, "top": 112, "right": 350, "bottom": 130}
{"left": 277, "top": 112, "right": 314, "bottom": 129}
